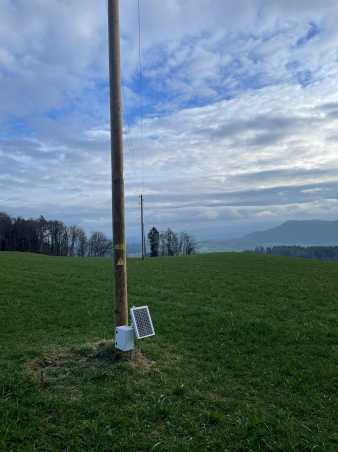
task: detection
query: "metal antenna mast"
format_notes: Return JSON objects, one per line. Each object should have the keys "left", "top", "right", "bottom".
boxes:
{"left": 107, "top": 0, "right": 128, "bottom": 327}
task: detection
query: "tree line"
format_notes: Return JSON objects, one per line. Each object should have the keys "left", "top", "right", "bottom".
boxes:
{"left": 253, "top": 245, "right": 338, "bottom": 262}
{"left": 0, "top": 212, "right": 111, "bottom": 257}
{"left": 0, "top": 213, "right": 198, "bottom": 258}
{"left": 148, "top": 227, "right": 197, "bottom": 257}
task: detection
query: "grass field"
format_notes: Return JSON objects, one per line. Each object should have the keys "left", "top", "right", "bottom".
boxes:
{"left": 0, "top": 252, "right": 337, "bottom": 451}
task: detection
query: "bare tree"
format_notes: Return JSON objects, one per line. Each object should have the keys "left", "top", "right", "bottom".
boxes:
{"left": 36, "top": 216, "right": 50, "bottom": 253}
{"left": 88, "top": 231, "right": 111, "bottom": 257}
{"left": 159, "top": 228, "right": 180, "bottom": 256}
{"left": 179, "top": 232, "right": 197, "bottom": 255}
{"left": 49, "top": 220, "right": 70, "bottom": 256}
{"left": 77, "top": 228, "right": 88, "bottom": 257}
{"left": 166, "top": 228, "right": 179, "bottom": 256}
{"left": 159, "top": 231, "right": 168, "bottom": 256}
{"left": 60, "top": 227, "right": 69, "bottom": 256}
{"left": 68, "top": 226, "right": 76, "bottom": 257}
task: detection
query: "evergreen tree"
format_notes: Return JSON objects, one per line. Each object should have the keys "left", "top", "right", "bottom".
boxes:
{"left": 148, "top": 227, "right": 160, "bottom": 257}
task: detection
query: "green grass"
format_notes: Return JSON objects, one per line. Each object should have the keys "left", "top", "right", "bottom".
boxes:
{"left": 0, "top": 252, "right": 337, "bottom": 451}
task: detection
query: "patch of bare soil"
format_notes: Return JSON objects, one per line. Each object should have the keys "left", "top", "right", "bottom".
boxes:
{"left": 26, "top": 341, "right": 155, "bottom": 394}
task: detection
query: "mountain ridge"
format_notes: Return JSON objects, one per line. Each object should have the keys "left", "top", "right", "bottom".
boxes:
{"left": 219, "top": 219, "right": 338, "bottom": 251}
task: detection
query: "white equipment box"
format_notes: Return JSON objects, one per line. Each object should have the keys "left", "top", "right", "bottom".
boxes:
{"left": 115, "top": 325, "right": 134, "bottom": 351}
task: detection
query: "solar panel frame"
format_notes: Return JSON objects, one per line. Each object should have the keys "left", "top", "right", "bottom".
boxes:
{"left": 130, "top": 305, "right": 155, "bottom": 339}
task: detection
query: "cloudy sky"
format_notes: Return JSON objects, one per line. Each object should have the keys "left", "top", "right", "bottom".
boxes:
{"left": 1, "top": 0, "right": 338, "bottom": 242}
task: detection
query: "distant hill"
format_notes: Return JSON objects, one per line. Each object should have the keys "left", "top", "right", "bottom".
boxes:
{"left": 220, "top": 220, "right": 338, "bottom": 251}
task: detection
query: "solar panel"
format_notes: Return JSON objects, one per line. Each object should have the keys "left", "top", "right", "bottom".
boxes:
{"left": 130, "top": 306, "right": 155, "bottom": 339}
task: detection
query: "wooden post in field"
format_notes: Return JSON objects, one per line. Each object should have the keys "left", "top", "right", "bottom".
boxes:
{"left": 108, "top": 0, "right": 128, "bottom": 327}
{"left": 140, "top": 194, "right": 145, "bottom": 260}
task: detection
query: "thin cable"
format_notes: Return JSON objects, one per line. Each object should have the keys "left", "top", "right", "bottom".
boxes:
{"left": 137, "top": 0, "right": 145, "bottom": 194}
{"left": 137, "top": 0, "right": 150, "bottom": 249}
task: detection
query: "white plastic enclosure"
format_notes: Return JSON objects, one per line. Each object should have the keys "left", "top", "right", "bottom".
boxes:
{"left": 115, "top": 325, "right": 135, "bottom": 351}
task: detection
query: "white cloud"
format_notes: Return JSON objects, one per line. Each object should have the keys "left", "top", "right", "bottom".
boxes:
{"left": 1, "top": 1, "right": 338, "bottom": 240}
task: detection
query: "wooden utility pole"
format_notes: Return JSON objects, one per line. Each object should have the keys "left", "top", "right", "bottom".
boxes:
{"left": 108, "top": 0, "right": 128, "bottom": 327}
{"left": 140, "top": 194, "right": 145, "bottom": 260}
